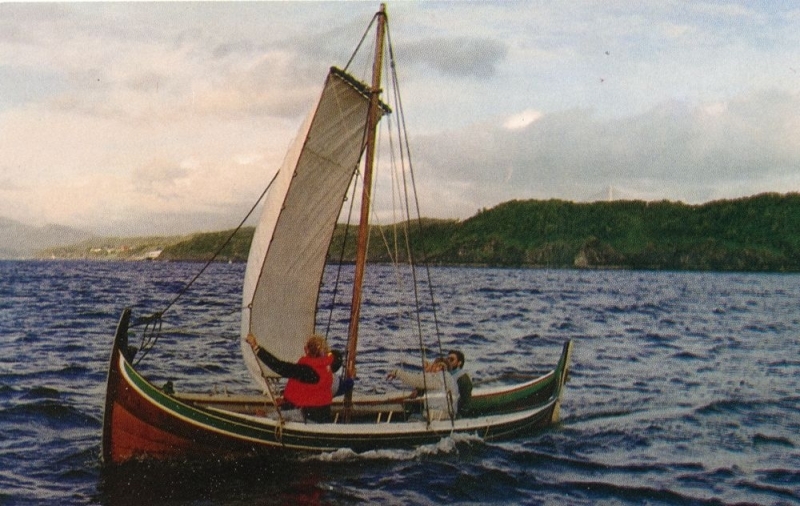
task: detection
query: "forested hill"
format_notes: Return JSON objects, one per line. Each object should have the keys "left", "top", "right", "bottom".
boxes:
{"left": 157, "top": 193, "right": 800, "bottom": 272}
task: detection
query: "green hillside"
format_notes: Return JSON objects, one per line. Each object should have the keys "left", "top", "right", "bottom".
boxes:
{"left": 158, "top": 228, "right": 254, "bottom": 262}
{"left": 441, "top": 193, "right": 800, "bottom": 270}
{"left": 140, "top": 193, "right": 800, "bottom": 271}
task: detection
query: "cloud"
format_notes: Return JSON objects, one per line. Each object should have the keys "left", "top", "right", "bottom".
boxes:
{"left": 132, "top": 159, "right": 189, "bottom": 197}
{"left": 0, "top": 2, "right": 331, "bottom": 123}
{"left": 2, "top": 2, "right": 800, "bottom": 235}
{"left": 402, "top": 37, "right": 508, "bottom": 79}
{"left": 0, "top": 176, "right": 24, "bottom": 192}
{"left": 410, "top": 88, "right": 800, "bottom": 216}
{"left": 503, "top": 109, "right": 543, "bottom": 130}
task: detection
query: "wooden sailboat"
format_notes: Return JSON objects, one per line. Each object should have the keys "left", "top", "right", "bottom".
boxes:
{"left": 102, "top": 5, "right": 572, "bottom": 465}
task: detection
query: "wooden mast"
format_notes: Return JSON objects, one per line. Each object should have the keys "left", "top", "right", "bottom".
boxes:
{"left": 344, "top": 4, "right": 387, "bottom": 411}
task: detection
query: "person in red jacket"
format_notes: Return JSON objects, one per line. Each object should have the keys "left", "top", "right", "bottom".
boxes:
{"left": 246, "top": 333, "right": 334, "bottom": 423}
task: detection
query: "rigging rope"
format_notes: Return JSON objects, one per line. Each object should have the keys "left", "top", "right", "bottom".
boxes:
{"left": 387, "top": 22, "right": 444, "bottom": 351}
{"left": 161, "top": 170, "right": 279, "bottom": 318}
{"left": 128, "top": 170, "right": 280, "bottom": 360}
{"left": 133, "top": 315, "right": 162, "bottom": 366}
{"left": 250, "top": 347, "right": 285, "bottom": 425}
{"left": 333, "top": 15, "right": 454, "bottom": 424}
{"left": 323, "top": 165, "right": 362, "bottom": 384}
{"left": 343, "top": 11, "right": 379, "bottom": 74}
{"left": 386, "top": 22, "right": 453, "bottom": 424}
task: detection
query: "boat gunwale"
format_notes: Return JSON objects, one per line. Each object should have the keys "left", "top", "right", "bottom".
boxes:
{"left": 118, "top": 352, "right": 560, "bottom": 437}
{"left": 171, "top": 371, "right": 558, "bottom": 406}
{"left": 103, "top": 308, "right": 571, "bottom": 463}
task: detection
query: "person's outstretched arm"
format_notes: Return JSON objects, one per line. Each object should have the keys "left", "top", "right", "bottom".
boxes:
{"left": 254, "top": 347, "right": 319, "bottom": 384}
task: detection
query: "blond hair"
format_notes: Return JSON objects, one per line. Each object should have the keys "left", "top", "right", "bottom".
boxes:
{"left": 305, "top": 335, "right": 329, "bottom": 358}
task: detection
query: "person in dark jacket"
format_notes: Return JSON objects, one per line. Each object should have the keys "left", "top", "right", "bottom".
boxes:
{"left": 246, "top": 333, "right": 333, "bottom": 423}
{"left": 447, "top": 350, "right": 473, "bottom": 415}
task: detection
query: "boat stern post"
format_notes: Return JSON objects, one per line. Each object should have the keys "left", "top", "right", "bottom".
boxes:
{"left": 101, "top": 308, "right": 133, "bottom": 465}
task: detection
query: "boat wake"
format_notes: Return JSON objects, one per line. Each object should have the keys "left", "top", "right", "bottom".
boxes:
{"left": 311, "top": 433, "right": 485, "bottom": 463}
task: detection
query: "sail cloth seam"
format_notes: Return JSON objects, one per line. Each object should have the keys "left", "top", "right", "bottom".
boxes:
{"left": 320, "top": 68, "right": 376, "bottom": 376}
{"left": 320, "top": 76, "right": 373, "bottom": 373}
{"left": 314, "top": 69, "right": 372, "bottom": 355}
{"left": 243, "top": 71, "right": 335, "bottom": 358}
{"left": 245, "top": 70, "right": 370, "bottom": 324}
{"left": 245, "top": 140, "right": 312, "bottom": 350}
{"left": 323, "top": 172, "right": 360, "bottom": 352}
{"left": 242, "top": 67, "right": 375, "bottom": 384}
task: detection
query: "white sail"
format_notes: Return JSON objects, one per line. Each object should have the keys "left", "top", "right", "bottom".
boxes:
{"left": 241, "top": 68, "right": 375, "bottom": 385}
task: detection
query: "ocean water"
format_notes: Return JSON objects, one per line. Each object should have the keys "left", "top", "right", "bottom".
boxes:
{"left": 1, "top": 260, "right": 799, "bottom": 505}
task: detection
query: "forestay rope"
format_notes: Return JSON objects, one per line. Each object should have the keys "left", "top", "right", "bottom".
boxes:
{"left": 129, "top": 170, "right": 280, "bottom": 363}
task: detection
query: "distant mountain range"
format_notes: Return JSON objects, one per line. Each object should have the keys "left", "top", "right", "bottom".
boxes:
{"left": 0, "top": 217, "right": 94, "bottom": 259}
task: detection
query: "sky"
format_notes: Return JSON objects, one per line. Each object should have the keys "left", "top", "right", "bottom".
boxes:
{"left": 1, "top": 1, "right": 799, "bottom": 236}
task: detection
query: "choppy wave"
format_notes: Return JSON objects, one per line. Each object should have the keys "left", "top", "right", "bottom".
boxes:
{"left": 2, "top": 261, "right": 800, "bottom": 504}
